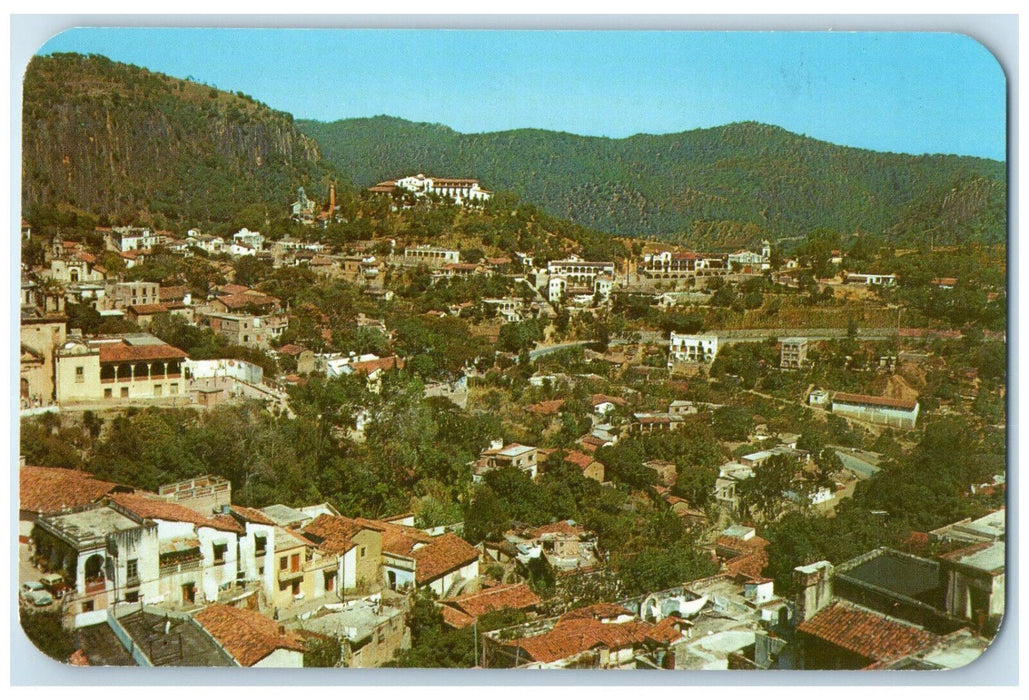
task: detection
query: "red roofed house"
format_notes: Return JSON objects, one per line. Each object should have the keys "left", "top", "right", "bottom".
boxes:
{"left": 108, "top": 491, "right": 243, "bottom": 606}
{"left": 831, "top": 392, "right": 920, "bottom": 429}
{"left": 194, "top": 603, "right": 306, "bottom": 667}
{"left": 440, "top": 583, "right": 543, "bottom": 629}
{"left": 484, "top": 603, "right": 686, "bottom": 669}
{"left": 126, "top": 303, "right": 170, "bottom": 329}
{"left": 54, "top": 334, "right": 188, "bottom": 405}
{"left": 564, "top": 450, "right": 605, "bottom": 482}
{"left": 341, "top": 518, "right": 480, "bottom": 596}
{"left": 795, "top": 601, "right": 940, "bottom": 670}
{"left": 19, "top": 465, "right": 132, "bottom": 543}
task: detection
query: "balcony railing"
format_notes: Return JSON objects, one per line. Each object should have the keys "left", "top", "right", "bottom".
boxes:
{"left": 84, "top": 578, "right": 106, "bottom": 594}
{"left": 277, "top": 568, "right": 304, "bottom": 584}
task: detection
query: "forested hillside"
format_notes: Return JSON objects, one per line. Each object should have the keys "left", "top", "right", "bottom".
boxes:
{"left": 299, "top": 116, "right": 1006, "bottom": 248}
{"left": 22, "top": 53, "right": 342, "bottom": 230}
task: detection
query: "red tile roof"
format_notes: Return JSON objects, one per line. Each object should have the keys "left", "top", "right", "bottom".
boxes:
{"left": 194, "top": 604, "right": 306, "bottom": 666}
{"left": 159, "top": 285, "right": 188, "bottom": 300}
{"left": 832, "top": 392, "right": 918, "bottom": 411}
{"left": 589, "top": 394, "right": 626, "bottom": 407}
{"left": 410, "top": 533, "right": 479, "bottom": 585}
{"left": 558, "top": 603, "right": 633, "bottom": 623}
{"left": 109, "top": 492, "right": 242, "bottom": 533}
{"left": 350, "top": 355, "right": 404, "bottom": 374}
{"left": 528, "top": 520, "right": 586, "bottom": 539}
{"left": 96, "top": 341, "right": 188, "bottom": 364}
{"left": 797, "top": 602, "right": 938, "bottom": 664}
{"left": 277, "top": 344, "right": 309, "bottom": 356}
{"left": 527, "top": 399, "right": 566, "bottom": 416}
{"left": 301, "top": 514, "right": 363, "bottom": 554}
{"left": 128, "top": 304, "right": 170, "bottom": 316}
{"left": 20, "top": 466, "right": 124, "bottom": 515}
{"left": 215, "top": 292, "right": 280, "bottom": 311}
{"left": 229, "top": 505, "right": 277, "bottom": 527}
{"left": 511, "top": 615, "right": 681, "bottom": 664}
{"left": 441, "top": 583, "right": 541, "bottom": 623}
{"left": 564, "top": 450, "right": 598, "bottom": 471}
{"left": 440, "top": 605, "right": 476, "bottom": 629}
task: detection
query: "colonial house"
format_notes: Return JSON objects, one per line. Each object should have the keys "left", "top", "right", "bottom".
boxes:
{"left": 33, "top": 501, "right": 160, "bottom": 628}
{"left": 54, "top": 333, "right": 188, "bottom": 405}
{"left": 107, "top": 492, "right": 243, "bottom": 607}
{"left": 668, "top": 332, "right": 719, "bottom": 366}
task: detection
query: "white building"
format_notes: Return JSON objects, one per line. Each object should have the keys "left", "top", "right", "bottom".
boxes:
{"left": 668, "top": 332, "right": 719, "bottom": 366}
{"left": 403, "top": 245, "right": 461, "bottom": 268}
{"left": 233, "top": 228, "right": 265, "bottom": 252}
{"left": 394, "top": 173, "right": 492, "bottom": 204}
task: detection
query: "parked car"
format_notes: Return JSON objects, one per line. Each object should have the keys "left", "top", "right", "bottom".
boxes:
{"left": 40, "top": 573, "right": 71, "bottom": 599}
{"left": 19, "top": 581, "right": 53, "bottom": 607}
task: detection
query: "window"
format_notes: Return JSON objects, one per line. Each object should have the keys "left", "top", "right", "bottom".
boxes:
{"left": 75, "top": 366, "right": 84, "bottom": 383}
{"left": 104, "top": 388, "right": 112, "bottom": 398}
{"left": 279, "top": 556, "right": 288, "bottom": 570}
{"left": 254, "top": 535, "right": 267, "bottom": 557}
{"left": 360, "top": 546, "right": 367, "bottom": 559}
{"left": 120, "top": 387, "right": 129, "bottom": 398}
{"left": 170, "top": 383, "right": 178, "bottom": 394}
{"left": 81, "top": 600, "right": 94, "bottom": 613}
{"left": 154, "top": 384, "right": 162, "bottom": 396}
{"left": 291, "top": 580, "right": 300, "bottom": 596}
{"left": 125, "top": 590, "right": 139, "bottom": 603}
{"left": 213, "top": 543, "right": 228, "bottom": 564}
{"left": 126, "top": 559, "right": 138, "bottom": 582}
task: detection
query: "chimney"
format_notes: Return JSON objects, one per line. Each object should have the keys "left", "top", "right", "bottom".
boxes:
{"left": 793, "top": 561, "right": 834, "bottom": 623}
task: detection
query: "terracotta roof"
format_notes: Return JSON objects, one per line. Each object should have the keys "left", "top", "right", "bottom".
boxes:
{"left": 511, "top": 615, "right": 678, "bottom": 664}
{"left": 645, "top": 616, "right": 687, "bottom": 644}
{"left": 229, "top": 505, "right": 277, "bottom": 527}
{"left": 159, "top": 286, "right": 188, "bottom": 301}
{"left": 527, "top": 399, "right": 566, "bottom": 416}
{"left": 350, "top": 355, "right": 404, "bottom": 374}
{"left": 301, "top": 514, "right": 363, "bottom": 554}
{"left": 589, "top": 394, "right": 626, "bottom": 407}
{"left": 215, "top": 292, "right": 280, "bottom": 310}
{"left": 410, "top": 533, "right": 479, "bottom": 585}
{"left": 96, "top": 341, "right": 187, "bottom": 364}
{"left": 109, "top": 493, "right": 242, "bottom": 533}
{"left": 440, "top": 605, "right": 476, "bottom": 629}
{"left": 558, "top": 603, "right": 633, "bottom": 623}
{"left": 214, "top": 283, "right": 251, "bottom": 295}
{"left": 832, "top": 392, "right": 918, "bottom": 411}
{"left": 20, "top": 466, "right": 123, "bottom": 515}
{"left": 441, "top": 583, "right": 541, "bottom": 622}
{"left": 796, "top": 602, "right": 938, "bottom": 663}
{"left": 194, "top": 604, "right": 306, "bottom": 667}
{"left": 128, "top": 304, "right": 170, "bottom": 315}
{"left": 564, "top": 450, "right": 598, "bottom": 471}
{"left": 277, "top": 344, "right": 309, "bottom": 356}
{"left": 529, "top": 520, "right": 586, "bottom": 539}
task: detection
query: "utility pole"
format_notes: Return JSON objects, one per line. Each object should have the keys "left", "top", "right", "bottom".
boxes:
{"left": 473, "top": 617, "right": 478, "bottom": 668}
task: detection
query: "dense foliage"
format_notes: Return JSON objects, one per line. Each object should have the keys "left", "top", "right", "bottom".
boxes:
{"left": 299, "top": 116, "right": 1005, "bottom": 246}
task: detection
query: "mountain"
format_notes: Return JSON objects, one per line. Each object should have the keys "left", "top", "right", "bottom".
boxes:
{"left": 298, "top": 115, "right": 1006, "bottom": 248}
{"left": 22, "top": 53, "right": 342, "bottom": 229}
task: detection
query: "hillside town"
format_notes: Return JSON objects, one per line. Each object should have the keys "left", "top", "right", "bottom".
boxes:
{"left": 19, "top": 173, "right": 1006, "bottom": 670}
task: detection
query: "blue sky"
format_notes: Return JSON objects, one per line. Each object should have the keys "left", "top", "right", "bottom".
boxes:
{"left": 36, "top": 28, "right": 1007, "bottom": 161}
